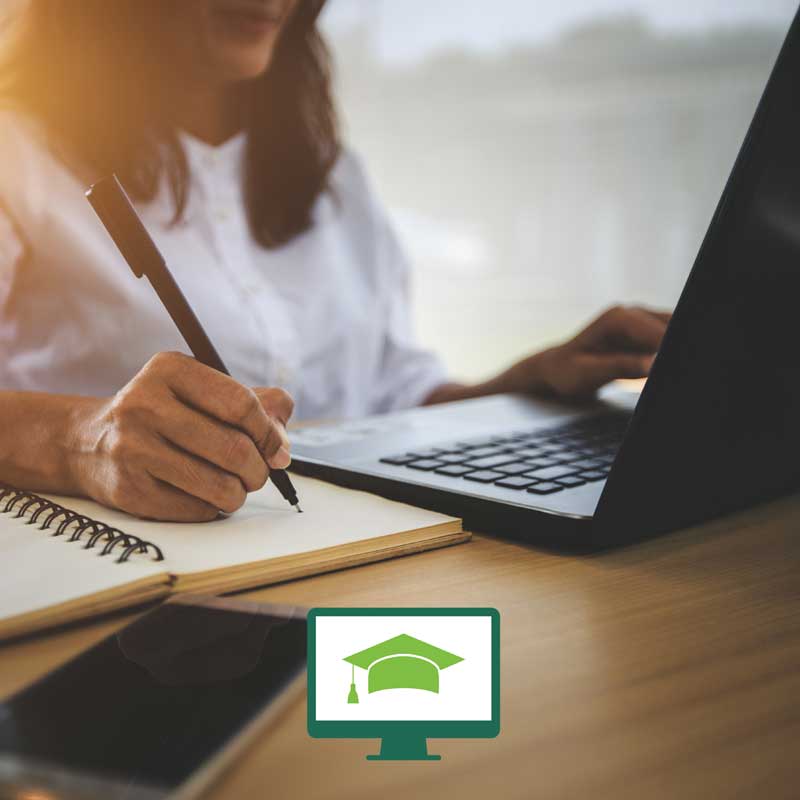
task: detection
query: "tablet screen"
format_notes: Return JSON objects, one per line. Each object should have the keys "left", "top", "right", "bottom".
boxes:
{"left": 0, "top": 601, "right": 306, "bottom": 798}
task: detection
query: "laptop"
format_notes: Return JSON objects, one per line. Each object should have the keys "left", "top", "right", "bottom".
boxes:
{"left": 292, "top": 9, "right": 800, "bottom": 549}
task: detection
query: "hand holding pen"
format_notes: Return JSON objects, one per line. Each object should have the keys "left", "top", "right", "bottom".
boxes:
{"left": 85, "top": 174, "right": 302, "bottom": 517}
{"left": 63, "top": 352, "right": 296, "bottom": 521}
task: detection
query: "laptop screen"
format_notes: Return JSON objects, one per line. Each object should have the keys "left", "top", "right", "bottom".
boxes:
{"left": 596, "top": 9, "right": 800, "bottom": 539}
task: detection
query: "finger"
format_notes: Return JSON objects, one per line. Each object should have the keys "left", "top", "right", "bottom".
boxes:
{"left": 153, "top": 403, "right": 268, "bottom": 492}
{"left": 146, "top": 437, "right": 248, "bottom": 514}
{"left": 129, "top": 476, "right": 219, "bottom": 523}
{"left": 574, "top": 352, "right": 653, "bottom": 394}
{"left": 639, "top": 307, "right": 672, "bottom": 324}
{"left": 175, "top": 365, "right": 269, "bottom": 442}
{"left": 154, "top": 354, "right": 285, "bottom": 465}
{"left": 587, "top": 306, "right": 667, "bottom": 353}
{"left": 252, "top": 387, "right": 293, "bottom": 468}
{"left": 254, "top": 387, "right": 295, "bottom": 426}
{"left": 629, "top": 308, "right": 668, "bottom": 351}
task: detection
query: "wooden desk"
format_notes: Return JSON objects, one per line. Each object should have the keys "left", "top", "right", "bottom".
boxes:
{"left": 3, "top": 496, "right": 800, "bottom": 800}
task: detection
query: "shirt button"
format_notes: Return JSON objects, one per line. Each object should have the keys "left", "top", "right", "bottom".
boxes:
{"left": 217, "top": 209, "right": 230, "bottom": 221}
{"left": 276, "top": 364, "right": 293, "bottom": 385}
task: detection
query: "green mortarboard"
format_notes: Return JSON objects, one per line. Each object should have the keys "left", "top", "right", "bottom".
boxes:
{"left": 343, "top": 633, "right": 463, "bottom": 704}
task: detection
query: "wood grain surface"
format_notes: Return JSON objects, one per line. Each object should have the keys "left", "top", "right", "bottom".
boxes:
{"left": 3, "top": 494, "right": 800, "bottom": 799}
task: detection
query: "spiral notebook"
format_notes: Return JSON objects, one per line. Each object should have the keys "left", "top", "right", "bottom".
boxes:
{"left": 0, "top": 477, "right": 467, "bottom": 642}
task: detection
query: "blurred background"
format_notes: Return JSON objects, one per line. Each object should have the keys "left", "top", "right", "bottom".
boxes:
{"left": 320, "top": 0, "right": 796, "bottom": 381}
{"left": 0, "top": 0, "right": 794, "bottom": 383}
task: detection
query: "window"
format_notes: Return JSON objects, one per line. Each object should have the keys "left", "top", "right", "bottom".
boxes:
{"left": 321, "top": 0, "right": 794, "bottom": 379}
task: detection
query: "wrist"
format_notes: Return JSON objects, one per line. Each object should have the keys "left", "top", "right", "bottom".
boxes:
{"left": 424, "top": 349, "right": 561, "bottom": 405}
{"left": 0, "top": 392, "right": 104, "bottom": 496}
{"left": 519, "top": 347, "right": 563, "bottom": 397}
{"left": 61, "top": 396, "right": 107, "bottom": 498}
{"left": 489, "top": 349, "right": 558, "bottom": 398}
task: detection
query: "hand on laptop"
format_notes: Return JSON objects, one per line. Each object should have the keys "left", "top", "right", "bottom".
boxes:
{"left": 68, "top": 352, "right": 294, "bottom": 521}
{"left": 425, "top": 305, "right": 670, "bottom": 405}
{"left": 517, "top": 305, "right": 671, "bottom": 399}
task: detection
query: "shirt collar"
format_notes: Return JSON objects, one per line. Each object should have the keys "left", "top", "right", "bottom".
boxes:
{"left": 179, "top": 129, "right": 246, "bottom": 177}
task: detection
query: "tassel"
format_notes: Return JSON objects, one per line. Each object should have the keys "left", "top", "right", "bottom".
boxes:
{"left": 347, "top": 663, "right": 359, "bottom": 704}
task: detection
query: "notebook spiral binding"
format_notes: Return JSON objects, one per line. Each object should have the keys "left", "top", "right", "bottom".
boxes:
{"left": 0, "top": 485, "right": 164, "bottom": 563}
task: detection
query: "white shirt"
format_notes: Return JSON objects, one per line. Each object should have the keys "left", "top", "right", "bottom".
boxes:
{"left": 0, "top": 110, "right": 447, "bottom": 420}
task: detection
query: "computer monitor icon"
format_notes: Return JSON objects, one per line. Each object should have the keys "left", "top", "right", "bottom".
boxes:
{"left": 307, "top": 607, "right": 500, "bottom": 761}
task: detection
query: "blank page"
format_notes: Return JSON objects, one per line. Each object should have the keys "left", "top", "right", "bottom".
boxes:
{"left": 0, "top": 517, "right": 170, "bottom": 640}
{"left": 47, "top": 474, "right": 461, "bottom": 577}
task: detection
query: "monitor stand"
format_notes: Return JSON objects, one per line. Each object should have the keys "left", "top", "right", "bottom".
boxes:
{"left": 366, "top": 734, "right": 441, "bottom": 761}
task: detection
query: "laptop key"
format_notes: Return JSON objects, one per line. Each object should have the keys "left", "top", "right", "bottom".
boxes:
{"left": 406, "top": 459, "right": 447, "bottom": 471}
{"left": 494, "top": 476, "right": 538, "bottom": 489}
{"left": 464, "top": 470, "right": 506, "bottom": 483}
{"left": 514, "top": 448, "right": 546, "bottom": 460}
{"left": 495, "top": 461, "right": 535, "bottom": 475}
{"left": 465, "top": 454, "right": 518, "bottom": 470}
{"left": 555, "top": 475, "right": 586, "bottom": 488}
{"left": 407, "top": 447, "right": 448, "bottom": 458}
{"left": 519, "top": 433, "right": 549, "bottom": 443}
{"left": 436, "top": 452, "right": 472, "bottom": 464}
{"left": 570, "top": 450, "right": 595, "bottom": 459}
{"left": 524, "top": 465, "right": 579, "bottom": 481}
{"left": 549, "top": 453, "right": 582, "bottom": 465}
{"left": 526, "top": 482, "right": 564, "bottom": 495}
{"left": 559, "top": 451, "right": 592, "bottom": 462}
{"left": 434, "top": 464, "right": 475, "bottom": 477}
{"left": 455, "top": 437, "right": 498, "bottom": 449}
{"left": 379, "top": 454, "right": 417, "bottom": 465}
{"left": 569, "top": 459, "right": 605, "bottom": 471}
{"left": 464, "top": 446, "right": 508, "bottom": 458}
{"left": 538, "top": 442, "right": 565, "bottom": 453}
{"left": 579, "top": 470, "right": 608, "bottom": 482}
{"left": 523, "top": 457, "right": 561, "bottom": 470}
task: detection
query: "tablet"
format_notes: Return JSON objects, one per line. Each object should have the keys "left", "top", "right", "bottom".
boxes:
{"left": 0, "top": 595, "right": 307, "bottom": 799}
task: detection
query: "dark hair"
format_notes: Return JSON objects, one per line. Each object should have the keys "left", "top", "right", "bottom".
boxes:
{"left": 0, "top": 0, "right": 339, "bottom": 248}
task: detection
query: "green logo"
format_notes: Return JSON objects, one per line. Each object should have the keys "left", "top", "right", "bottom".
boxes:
{"left": 307, "top": 608, "right": 500, "bottom": 761}
{"left": 344, "top": 633, "right": 464, "bottom": 703}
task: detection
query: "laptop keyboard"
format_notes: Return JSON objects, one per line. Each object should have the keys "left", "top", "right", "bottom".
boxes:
{"left": 379, "top": 411, "right": 631, "bottom": 496}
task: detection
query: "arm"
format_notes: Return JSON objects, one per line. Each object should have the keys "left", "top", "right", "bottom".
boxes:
{"left": 0, "top": 390, "right": 95, "bottom": 496}
{"left": 424, "top": 305, "right": 670, "bottom": 405}
{"left": 345, "top": 155, "right": 669, "bottom": 411}
{"left": 0, "top": 353, "right": 295, "bottom": 521}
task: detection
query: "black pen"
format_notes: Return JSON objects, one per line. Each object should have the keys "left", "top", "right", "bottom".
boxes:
{"left": 86, "top": 174, "right": 302, "bottom": 513}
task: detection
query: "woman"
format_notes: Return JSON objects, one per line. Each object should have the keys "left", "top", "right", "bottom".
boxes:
{"left": 0, "top": 0, "right": 668, "bottom": 521}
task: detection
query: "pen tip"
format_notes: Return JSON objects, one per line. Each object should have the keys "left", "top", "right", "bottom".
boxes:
{"left": 296, "top": 505, "right": 303, "bottom": 513}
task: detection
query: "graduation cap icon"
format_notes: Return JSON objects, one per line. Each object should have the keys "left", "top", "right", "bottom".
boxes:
{"left": 343, "top": 633, "right": 463, "bottom": 704}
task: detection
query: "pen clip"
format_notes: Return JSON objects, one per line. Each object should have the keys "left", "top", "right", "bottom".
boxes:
{"left": 86, "top": 175, "right": 160, "bottom": 279}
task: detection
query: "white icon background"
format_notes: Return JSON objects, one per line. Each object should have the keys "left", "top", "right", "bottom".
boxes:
{"left": 314, "top": 615, "right": 493, "bottom": 721}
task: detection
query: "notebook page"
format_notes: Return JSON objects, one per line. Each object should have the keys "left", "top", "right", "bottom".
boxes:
{"left": 0, "top": 516, "right": 170, "bottom": 638}
{"left": 45, "top": 474, "right": 460, "bottom": 576}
